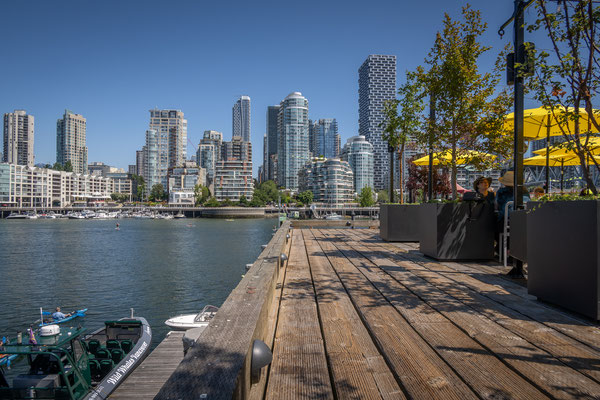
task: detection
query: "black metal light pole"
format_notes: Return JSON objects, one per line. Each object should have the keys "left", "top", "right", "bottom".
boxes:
{"left": 389, "top": 145, "right": 395, "bottom": 203}
{"left": 428, "top": 96, "right": 435, "bottom": 201}
{"left": 499, "top": 0, "right": 536, "bottom": 278}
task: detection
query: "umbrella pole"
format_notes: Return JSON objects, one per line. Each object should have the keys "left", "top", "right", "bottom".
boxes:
{"left": 560, "top": 159, "right": 564, "bottom": 193}
{"left": 546, "top": 115, "right": 551, "bottom": 193}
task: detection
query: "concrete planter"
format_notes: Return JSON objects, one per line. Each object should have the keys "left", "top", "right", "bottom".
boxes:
{"left": 379, "top": 204, "right": 421, "bottom": 242}
{"left": 509, "top": 210, "right": 527, "bottom": 262}
{"left": 526, "top": 200, "right": 600, "bottom": 319}
{"left": 419, "top": 202, "right": 495, "bottom": 260}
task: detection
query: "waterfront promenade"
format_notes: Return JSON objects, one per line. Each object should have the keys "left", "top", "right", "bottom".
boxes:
{"left": 152, "top": 225, "right": 600, "bottom": 399}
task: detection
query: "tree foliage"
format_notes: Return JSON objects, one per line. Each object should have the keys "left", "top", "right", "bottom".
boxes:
{"left": 358, "top": 186, "right": 376, "bottom": 207}
{"left": 406, "top": 156, "right": 452, "bottom": 201}
{"left": 149, "top": 184, "right": 166, "bottom": 202}
{"left": 526, "top": 0, "right": 600, "bottom": 193}
{"left": 64, "top": 160, "right": 73, "bottom": 172}
{"left": 416, "top": 5, "right": 512, "bottom": 199}
{"left": 194, "top": 184, "right": 210, "bottom": 205}
{"left": 296, "top": 190, "right": 314, "bottom": 206}
{"left": 52, "top": 162, "right": 63, "bottom": 171}
{"left": 376, "top": 190, "right": 389, "bottom": 204}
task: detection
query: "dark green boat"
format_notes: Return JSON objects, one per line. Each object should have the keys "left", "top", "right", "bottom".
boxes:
{"left": 0, "top": 317, "right": 151, "bottom": 400}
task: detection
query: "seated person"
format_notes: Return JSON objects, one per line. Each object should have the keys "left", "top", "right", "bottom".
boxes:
{"left": 496, "top": 170, "right": 530, "bottom": 226}
{"left": 52, "top": 307, "right": 72, "bottom": 320}
{"left": 473, "top": 176, "right": 495, "bottom": 206}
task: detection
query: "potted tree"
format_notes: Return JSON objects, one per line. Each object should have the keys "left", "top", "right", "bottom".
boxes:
{"left": 412, "top": 6, "right": 512, "bottom": 259}
{"left": 379, "top": 72, "right": 426, "bottom": 242}
{"left": 522, "top": 1, "right": 600, "bottom": 318}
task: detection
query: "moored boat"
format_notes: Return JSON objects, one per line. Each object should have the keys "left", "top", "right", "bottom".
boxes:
{"left": 164, "top": 305, "right": 218, "bottom": 331}
{"left": 0, "top": 315, "right": 151, "bottom": 400}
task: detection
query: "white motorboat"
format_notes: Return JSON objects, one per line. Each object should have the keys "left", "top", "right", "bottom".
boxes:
{"left": 5, "top": 213, "right": 27, "bottom": 219}
{"left": 165, "top": 305, "right": 218, "bottom": 331}
{"left": 324, "top": 213, "right": 342, "bottom": 220}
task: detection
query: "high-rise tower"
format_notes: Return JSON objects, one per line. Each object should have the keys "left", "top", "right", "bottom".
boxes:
{"left": 233, "top": 95, "right": 251, "bottom": 142}
{"left": 56, "top": 110, "right": 87, "bottom": 174}
{"left": 358, "top": 55, "right": 397, "bottom": 190}
{"left": 266, "top": 105, "right": 279, "bottom": 181}
{"left": 146, "top": 109, "right": 187, "bottom": 188}
{"left": 277, "top": 92, "right": 309, "bottom": 191}
{"left": 3, "top": 110, "right": 34, "bottom": 167}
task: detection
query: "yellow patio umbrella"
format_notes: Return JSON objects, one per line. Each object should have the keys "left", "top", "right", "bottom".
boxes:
{"left": 412, "top": 149, "right": 496, "bottom": 166}
{"left": 533, "top": 136, "right": 600, "bottom": 157}
{"left": 505, "top": 106, "right": 600, "bottom": 190}
{"left": 524, "top": 153, "right": 600, "bottom": 191}
{"left": 504, "top": 106, "right": 599, "bottom": 140}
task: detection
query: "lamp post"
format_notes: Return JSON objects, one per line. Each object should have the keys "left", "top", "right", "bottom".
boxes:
{"left": 499, "top": 0, "right": 536, "bottom": 278}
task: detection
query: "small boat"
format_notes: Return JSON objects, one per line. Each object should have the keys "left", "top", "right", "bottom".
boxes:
{"left": 165, "top": 305, "right": 218, "bottom": 331}
{"left": 40, "top": 308, "right": 88, "bottom": 327}
{"left": 5, "top": 213, "right": 27, "bottom": 220}
{"left": 324, "top": 213, "right": 342, "bottom": 220}
{"left": 225, "top": 219, "right": 235, "bottom": 222}
{"left": 0, "top": 315, "right": 151, "bottom": 400}
{"left": 174, "top": 212, "right": 186, "bottom": 219}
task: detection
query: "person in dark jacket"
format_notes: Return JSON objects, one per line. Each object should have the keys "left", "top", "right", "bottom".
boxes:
{"left": 473, "top": 176, "right": 495, "bottom": 206}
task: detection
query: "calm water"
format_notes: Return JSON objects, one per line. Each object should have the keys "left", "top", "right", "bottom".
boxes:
{"left": 0, "top": 218, "right": 275, "bottom": 348}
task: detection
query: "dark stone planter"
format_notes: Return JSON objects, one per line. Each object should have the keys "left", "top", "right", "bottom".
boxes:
{"left": 509, "top": 210, "right": 527, "bottom": 262}
{"left": 379, "top": 204, "right": 421, "bottom": 242}
{"left": 526, "top": 200, "right": 600, "bottom": 320}
{"left": 419, "top": 202, "right": 495, "bottom": 260}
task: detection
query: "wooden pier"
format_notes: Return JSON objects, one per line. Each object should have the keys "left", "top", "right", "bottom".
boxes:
{"left": 110, "top": 331, "right": 185, "bottom": 399}
{"left": 149, "top": 225, "right": 600, "bottom": 399}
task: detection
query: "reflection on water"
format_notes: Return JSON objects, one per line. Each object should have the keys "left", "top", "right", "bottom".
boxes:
{"left": 0, "top": 218, "right": 275, "bottom": 348}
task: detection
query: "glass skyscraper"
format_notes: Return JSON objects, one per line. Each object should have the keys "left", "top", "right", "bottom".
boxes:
{"left": 266, "top": 105, "right": 279, "bottom": 181}
{"left": 311, "top": 118, "right": 338, "bottom": 159}
{"left": 358, "top": 55, "right": 397, "bottom": 190}
{"left": 3, "top": 110, "right": 34, "bottom": 167}
{"left": 341, "top": 135, "right": 374, "bottom": 194}
{"left": 277, "top": 92, "right": 309, "bottom": 191}
{"left": 233, "top": 95, "right": 251, "bottom": 142}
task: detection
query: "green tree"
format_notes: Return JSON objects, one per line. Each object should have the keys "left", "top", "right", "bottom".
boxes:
{"left": 249, "top": 195, "right": 265, "bottom": 207}
{"left": 238, "top": 195, "right": 249, "bottom": 207}
{"left": 64, "top": 160, "right": 73, "bottom": 172}
{"left": 296, "top": 190, "right": 313, "bottom": 206}
{"left": 418, "top": 5, "right": 512, "bottom": 199}
{"left": 52, "top": 162, "right": 63, "bottom": 171}
{"left": 376, "top": 190, "right": 389, "bottom": 204}
{"left": 221, "top": 198, "right": 234, "bottom": 207}
{"left": 204, "top": 196, "right": 220, "bottom": 207}
{"left": 194, "top": 184, "right": 210, "bottom": 205}
{"left": 149, "top": 184, "right": 166, "bottom": 202}
{"left": 526, "top": 0, "right": 600, "bottom": 193}
{"left": 358, "top": 186, "right": 376, "bottom": 207}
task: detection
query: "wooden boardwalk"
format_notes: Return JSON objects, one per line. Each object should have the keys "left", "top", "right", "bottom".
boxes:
{"left": 261, "top": 228, "right": 600, "bottom": 400}
{"left": 111, "top": 331, "right": 184, "bottom": 399}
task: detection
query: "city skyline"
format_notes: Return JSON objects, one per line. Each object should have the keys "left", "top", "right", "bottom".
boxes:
{"left": 0, "top": 1, "right": 523, "bottom": 177}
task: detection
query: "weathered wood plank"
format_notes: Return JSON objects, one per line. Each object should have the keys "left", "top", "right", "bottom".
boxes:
{"left": 303, "top": 229, "right": 405, "bottom": 400}
{"left": 313, "top": 230, "right": 478, "bottom": 400}
{"left": 265, "top": 230, "right": 334, "bottom": 400}
{"left": 111, "top": 331, "right": 185, "bottom": 400}
{"left": 318, "top": 229, "right": 551, "bottom": 400}
{"left": 346, "top": 229, "right": 600, "bottom": 395}
{"left": 156, "top": 222, "right": 290, "bottom": 400}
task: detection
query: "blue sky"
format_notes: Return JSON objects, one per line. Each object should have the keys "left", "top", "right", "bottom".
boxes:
{"left": 1, "top": 0, "right": 540, "bottom": 175}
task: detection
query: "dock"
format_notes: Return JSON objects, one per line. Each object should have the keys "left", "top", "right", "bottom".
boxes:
{"left": 144, "top": 224, "right": 600, "bottom": 399}
{"left": 110, "top": 331, "right": 184, "bottom": 399}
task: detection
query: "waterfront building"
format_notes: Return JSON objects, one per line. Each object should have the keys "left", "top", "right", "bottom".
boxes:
{"left": 128, "top": 165, "right": 136, "bottom": 175}
{"left": 197, "top": 143, "right": 217, "bottom": 186}
{"left": 266, "top": 105, "right": 279, "bottom": 181}
{"left": 311, "top": 118, "right": 338, "bottom": 159}
{"left": 214, "top": 137, "right": 253, "bottom": 201}
{"left": 277, "top": 92, "right": 310, "bottom": 191}
{"left": 298, "top": 157, "right": 354, "bottom": 206}
{"left": 0, "top": 163, "right": 113, "bottom": 207}
{"left": 106, "top": 171, "right": 134, "bottom": 201}
{"left": 146, "top": 109, "right": 187, "bottom": 188}
{"left": 358, "top": 54, "right": 397, "bottom": 190}
{"left": 233, "top": 95, "right": 251, "bottom": 142}
{"left": 262, "top": 133, "right": 268, "bottom": 182}
{"left": 3, "top": 110, "right": 34, "bottom": 167}
{"left": 270, "top": 154, "right": 278, "bottom": 183}
{"left": 168, "top": 161, "right": 206, "bottom": 194}
{"left": 144, "top": 129, "right": 161, "bottom": 192}
{"left": 341, "top": 135, "right": 374, "bottom": 194}
{"left": 334, "top": 133, "right": 341, "bottom": 158}
{"left": 56, "top": 109, "right": 88, "bottom": 174}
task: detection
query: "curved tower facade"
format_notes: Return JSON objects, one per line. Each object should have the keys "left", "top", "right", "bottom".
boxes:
{"left": 277, "top": 92, "right": 309, "bottom": 191}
